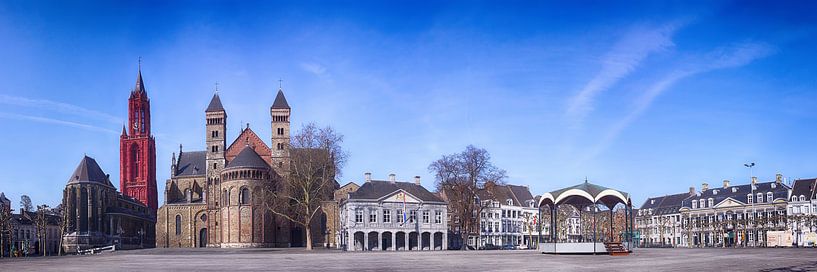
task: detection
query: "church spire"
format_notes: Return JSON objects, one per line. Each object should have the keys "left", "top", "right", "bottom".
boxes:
{"left": 134, "top": 57, "right": 146, "bottom": 94}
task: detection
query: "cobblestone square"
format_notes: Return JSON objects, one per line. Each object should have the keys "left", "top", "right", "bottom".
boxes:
{"left": 1, "top": 248, "right": 816, "bottom": 272}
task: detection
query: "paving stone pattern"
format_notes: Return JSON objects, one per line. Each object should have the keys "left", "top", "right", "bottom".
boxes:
{"left": 1, "top": 248, "right": 816, "bottom": 271}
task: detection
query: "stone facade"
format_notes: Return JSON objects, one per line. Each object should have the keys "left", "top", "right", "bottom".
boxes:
{"left": 61, "top": 156, "right": 155, "bottom": 253}
{"left": 323, "top": 182, "right": 360, "bottom": 248}
{"left": 340, "top": 174, "right": 448, "bottom": 251}
{"left": 156, "top": 88, "right": 327, "bottom": 248}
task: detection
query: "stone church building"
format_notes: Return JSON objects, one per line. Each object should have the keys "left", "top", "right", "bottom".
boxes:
{"left": 156, "top": 88, "right": 328, "bottom": 248}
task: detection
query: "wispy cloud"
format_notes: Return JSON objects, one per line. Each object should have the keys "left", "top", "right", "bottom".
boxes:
{"left": 299, "top": 62, "right": 327, "bottom": 76}
{"left": 585, "top": 42, "right": 775, "bottom": 159}
{"left": 0, "top": 94, "right": 122, "bottom": 124}
{"left": 0, "top": 112, "right": 119, "bottom": 134}
{"left": 566, "top": 23, "right": 683, "bottom": 126}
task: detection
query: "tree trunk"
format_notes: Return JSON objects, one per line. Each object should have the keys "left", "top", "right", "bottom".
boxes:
{"left": 305, "top": 226, "right": 313, "bottom": 250}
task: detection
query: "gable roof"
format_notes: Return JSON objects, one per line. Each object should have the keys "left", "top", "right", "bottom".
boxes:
{"left": 348, "top": 180, "right": 444, "bottom": 203}
{"left": 174, "top": 151, "right": 206, "bottom": 177}
{"left": 640, "top": 192, "right": 691, "bottom": 215}
{"left": 67, "top": 156, "right": 114, "bottom": 187}
{"left": 791, "top": 178, "right": 817, "bottom": 200}
{"left": 477, "top": 183, "right": 536, "bottom": 207}
{"left": 205, "top": 93, "right": 225, "bottom": 112}
{"left": 225, "top": 127, "right": 272, "bottom": 165}
{"left": 271, "top": 89, "right": 290, "bottom": 109}
{"left": 226, "top": 146, "right": 270, "bottom": 169}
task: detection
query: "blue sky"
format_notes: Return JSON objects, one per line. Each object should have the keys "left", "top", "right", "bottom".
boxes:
{"left": 0, "top": 1, "right": 816, "bottom": 208}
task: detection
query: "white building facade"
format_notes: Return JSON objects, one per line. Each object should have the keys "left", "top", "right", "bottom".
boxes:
{"left": 339, "top": 174, "right": 448, "bottom": 251}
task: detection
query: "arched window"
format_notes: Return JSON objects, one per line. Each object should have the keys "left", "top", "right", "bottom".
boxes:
{"left": 240, "top": 188, "right": 250, "bottom": 205}
{"left": 800, "top": 195, "right": 806, "bottom": 202}
{"left": 757, "top": 193, "right": 763, "bottom": 203}
{"left": 201, "top": 214, "right": 207, "bottom": 222}
{"left": 766, "top": 192, "right": 773, "bottom": 203}
{"left": 747, "top": 194, "right": 753, "bottom": 204}
{"left": 175, "top": 215, "right": 182, "bottom": 235}
{"left": 222, "top": 189, "right": 227, "bottom": 205}
{"left": 506, "top": 199, "right": 513, "bottom": 206}
{"left": 185, "top": 189, "right": 192, "bottom": 203}
{"left": 707, "top": 198, "right": 714, "bottom": 208}
{"left": 692, "top": 201, "right": 697, "bottom": 209}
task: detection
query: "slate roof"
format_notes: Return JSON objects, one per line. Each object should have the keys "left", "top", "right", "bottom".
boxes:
{"left": 791, "top": 178, "right": 817, "bottom": 200}
{"left": 639, "top": 192, "right": 691, "bottom": 216}
{"left": 174, "top": 151, "right": 206, "bottom": 177}
{"left": 206, "top": 93, "right": 225, "bottom": 112}
{"left": 680, "top": 180, "right": 790, "bottom": 208}
{"left": 348, "top": 180, "right": 445, "bottom": 203}
{"left": 226, "top": 146, "right": 270, "bottom": 169}
{"left": 67, "top": 156, "right": 114, "bottom": 187}
{"left": 477, "top": 183, "right": 536, "bottom": 207}
{"left": 271, "top": 89, "right": 290, "bottom": 109}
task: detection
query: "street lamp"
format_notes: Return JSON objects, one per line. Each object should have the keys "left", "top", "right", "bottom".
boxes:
{"left": 744, "top": 162, "right": 755, "bottom": 247}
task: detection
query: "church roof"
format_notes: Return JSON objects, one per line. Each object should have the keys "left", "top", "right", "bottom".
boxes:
{"left": 174, "top": 151, "right": 207, "bottom": 177}
{"left": 226, "top": 146, "right": 270, "bottom": 169}
{"left": 67, "top": 156, "right": 114, "bottom": 187}
{"left": 271, "top": 89, "right": 290, "bottom": 109}
{"left": 348, "top": 180, "right": 444, "bottom": 203}
{"left": 206, "top": 93, "right": 225, "bottom": 112}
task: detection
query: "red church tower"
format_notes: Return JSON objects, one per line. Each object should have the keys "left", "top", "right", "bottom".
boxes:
{"left": 120, "top": 65, "right": 158, "bottom": 213}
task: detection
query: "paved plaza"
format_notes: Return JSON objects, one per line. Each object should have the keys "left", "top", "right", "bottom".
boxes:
{"left": 1, "top": 248, "right": 816, "bottom": 272}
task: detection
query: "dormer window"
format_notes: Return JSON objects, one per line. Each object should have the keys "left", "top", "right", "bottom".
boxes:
{"left": 732, "top": 187, "right": 738, "bottom": 193}
{"left": 747, "top": 194, "right": 753, "bottom": 204}
{"left": 708, "top": 198, "right": 714, "bottom": 207}
{"left": 757, "top": 193, "right": 763, "bottom": 203}
{"left": 713, "top": 189, "right": 718, "bottom": 195}
{"left": 692, "top": 201, "right": 697, "bottom": 209}
{"left": 800, "top": 195, "right": 806, "bottom": 202}
{"left": 699, "top": 199, "right": 705, "bottom": 208}
{"left": 766, "top": 192, "right": 773, "bottom": 202}
{"left": 506, "top": 199, "right": 513, "bottom": 206}
{"left": 793, "top": 196, "right": 798, "bottom": 202}
{"left": 650, "top": 199, "right": 655, "bottom": 205}
{"left": 771, "top": 183, "right": 776, "bottom": 189}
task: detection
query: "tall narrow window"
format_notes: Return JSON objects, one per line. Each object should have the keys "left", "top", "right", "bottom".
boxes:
{"left": 175, "top": 215, "right": 182, "bottom": 235}
{"left": 240, "top": 188, "right": 250, "bottom": 205}
{"left": 383, "top": 209, "right": 391, "bottom": 223}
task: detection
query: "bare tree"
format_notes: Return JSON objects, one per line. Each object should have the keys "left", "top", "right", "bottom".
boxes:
{"left": 35, "top": 205, "right": 48, "bottom": 256}
{"left": 430, "top": 145, "right": 506, "bottom": 250}
{"left": 262, "top": 123, "right": 347, "bottom": 250}
{"left": 20, "top": 195, "right": 32, "bottom": 213}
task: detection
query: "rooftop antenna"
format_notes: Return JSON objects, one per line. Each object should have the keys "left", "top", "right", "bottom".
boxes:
{"left": 278, "top": 78, "right": 283, "bottom": 90}
{"left": 215, "top": 82, "right": 219, "bottom": 94}
{"left": 138, "top": 56, "right": 142, "bottom": 70}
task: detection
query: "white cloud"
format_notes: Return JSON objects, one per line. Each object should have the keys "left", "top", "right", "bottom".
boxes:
{"left": 299, "top": 62, "right": 327, "bottom": 76}
{"left": 566, "top": 23, "right": 682, "bottom": 126}
{"left": 0, "top": 112, "right": 119, "bottom": 134}
{"left": 0, "top": 94, "right": 122, "bottom": 124}
{"left": 585, "top": 42, "right": 774, "bottom": 160}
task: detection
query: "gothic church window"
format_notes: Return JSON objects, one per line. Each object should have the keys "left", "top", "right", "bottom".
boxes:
{"left": 240, "top": 188, "right": 250, "bottom": 205}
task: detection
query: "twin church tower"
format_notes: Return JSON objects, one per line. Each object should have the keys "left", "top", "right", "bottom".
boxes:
{"left": 119, "top": 64, "right": 313, "bottom": 248}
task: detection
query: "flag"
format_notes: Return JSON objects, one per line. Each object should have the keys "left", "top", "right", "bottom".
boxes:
{"left": 402, "top": 193, "right": 408, "bottom": 223}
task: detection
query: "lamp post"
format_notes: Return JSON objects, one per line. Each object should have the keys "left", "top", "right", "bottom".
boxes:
{"left": 744, "top": 162, "right": 755, "bottom": 247}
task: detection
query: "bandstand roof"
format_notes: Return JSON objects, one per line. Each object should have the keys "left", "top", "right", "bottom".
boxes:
{"left": 538, "top": 180, "right": 630, "bottom": 208}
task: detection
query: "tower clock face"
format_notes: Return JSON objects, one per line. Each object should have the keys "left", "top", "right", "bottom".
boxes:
{"left": 133, "top": 122, "right": 139, "bottom": 130}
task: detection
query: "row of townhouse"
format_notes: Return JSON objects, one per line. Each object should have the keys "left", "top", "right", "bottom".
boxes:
{"left": 0, "top": 193, "right": 62, "bottom": 256}
{"left": 637, "top": 174, "right": 817, "bottom": 248}
{"left": 473, "top": 183, "right": 540, "bottom": 249}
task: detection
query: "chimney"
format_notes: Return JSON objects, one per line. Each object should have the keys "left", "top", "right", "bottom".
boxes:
{"left": 701, "top": 182, "right": 709, "bottom": 191}
{"left": 414, "top": 176, "right": 421, "bottom": 186}
{"left": 775, "top": 173, "right": 783, "bottom": 184}
{"left": 364, "top": 172, "right": 371, "bottom": 183}
{"left": 689, "top": 186, "right": 696, "bottom": 196}
{"left": 389, "top": 174, "right": 396, "bottom": 182}
{"left": 751, "top": 176, "right": 757, "bottom": 185}
{"left": 722, "top": 179, "right": 730, "bottom": 189}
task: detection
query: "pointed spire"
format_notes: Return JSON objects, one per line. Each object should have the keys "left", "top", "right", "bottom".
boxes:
{"left": 271, "top": 88, "right": 290, "bottom": 109}
{"left": 134, "top": 58, "right": 146, "bottom": 94}
{"left": 206, "top": 93, "right": 225, "bottom": 112}
{"left": 121, "top": 124, "right": 127, "bottom": 135}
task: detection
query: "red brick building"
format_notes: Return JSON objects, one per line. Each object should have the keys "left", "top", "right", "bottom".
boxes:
{"left": 119, "top": 66, "right": 158, "bottom": 213}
